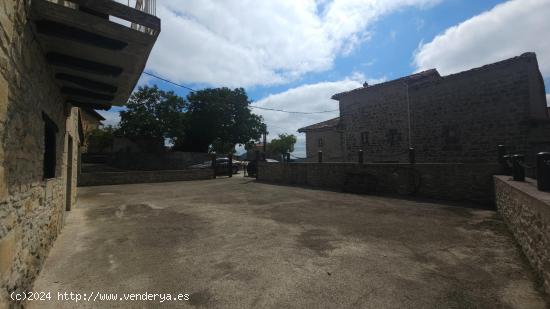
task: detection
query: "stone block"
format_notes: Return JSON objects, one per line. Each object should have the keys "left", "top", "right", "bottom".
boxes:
{"left": 0, "top": 0, "right": 15, "bottom": 46}
{"left": 0, "top": 166, "right": 7, "bottom": 202}
{"left": 0, "top": 230, "right": 16, "bottom": 278}
{"left": 0, "top": 291, "right": 8, "bottom": 309}
{"left": 0, "top": 73, "right": 7, "bottom": 123}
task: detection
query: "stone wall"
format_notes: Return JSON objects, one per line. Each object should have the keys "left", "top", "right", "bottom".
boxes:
{"left": 304, "top": 128, "right": 344, "bottom": 162}
{"left": 336, "top": 53, "right": 550, "bottom": 165}
{"left": 258, "top": 162, "right": 500, "bottom": 205}
{"left": 494, "top": 176, "right": 550, "bottom": 294}
{"left": 106, "top": 151, "right": 209, "bottom": 171}
{"left": 0, "top": 1, "right": 80, "bottom": 308}
{"left": 79, "top": 169, "right": 214, "bottom": 186}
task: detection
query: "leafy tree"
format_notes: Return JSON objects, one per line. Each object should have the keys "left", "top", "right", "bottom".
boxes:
{"left": 176, "top": 87, "right": 265, "bottom": 153}
{"left": 268, "top": 134, "right": 297, "bottom": 156}
{"left": 87, "top": 125, "right": 116, "bottom": 152}
{"left": 117, "top": 85, "right": 186, "bottom": 145}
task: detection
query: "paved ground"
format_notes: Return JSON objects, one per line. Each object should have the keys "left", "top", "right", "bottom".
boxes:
{"left": 30, "top": 176, "right": 548, "bottom": 308}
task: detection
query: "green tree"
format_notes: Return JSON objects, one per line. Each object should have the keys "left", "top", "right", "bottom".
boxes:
{"left": 117, "top": 85, "right": 186, "bottom": 145}
{"left": 268, "top": 134, "right": 297, "bottom": 156}
{"left": 176, "top": 87, "right": 265, "bottom": 153}
{"left": 87, "top": 125, "right": 116, "bottom": 152}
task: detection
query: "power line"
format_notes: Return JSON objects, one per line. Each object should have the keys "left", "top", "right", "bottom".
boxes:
{"left": 249, "top": 106, "right": 338, "bottom": 114}
{"left": 142, "top": 71, "right": 339, "bottom": 115}
{"left": 143, "top": 71, "right": 196, "bottom": 92}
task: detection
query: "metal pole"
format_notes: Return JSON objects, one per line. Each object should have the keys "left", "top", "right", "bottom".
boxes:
{"left": 358, "top": 149, "right": 363, "bottom": 164}
{"left": 211, "top": 153, "right": 216, "bottom": 179}
{"left": 228, "top": 153, "right": 233, "bottom": 178}
{"left": 405, "top": 82, "right": 411, "bottom": 149}
{"left": 263, "top": 126, "right": 267, "bottom": 159}
{"left": 318, "top": 151, "right": 323, "bottom": 163}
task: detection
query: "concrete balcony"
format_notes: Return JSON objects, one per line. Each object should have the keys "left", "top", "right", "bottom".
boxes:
{"left": 30, "top": 0, "right": 161, "bottom": 110}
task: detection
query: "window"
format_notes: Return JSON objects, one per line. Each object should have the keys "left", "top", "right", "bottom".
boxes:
{"left": 318, "top": 138, "right": 324, "bottom": 147}
{"left": 443, "top": 125, "right": 459, "bottom": 144}
{"left": 387, "top": 129, "right": 402, "bottom": 146}
{"left": 442, "top": 125, "right": 461, "bottom": 151}
{"left": 361, "top": 132, "right": 369, "bottom": 145}
{"left": 43, "top": 112, "right": 58, "bottom": 179}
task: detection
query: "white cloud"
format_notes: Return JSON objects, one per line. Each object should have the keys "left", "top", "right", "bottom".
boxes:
{"left": 98, "top": 110, "right": 121, "bottom": 127}
{"left": 147, "top": 0, "right": 441, "bottom": 87}
{"left": 251, "top": 74, "right": 383, "bottom": 157}
{"left": 414, "top": 0, "right": 550, "bottom": 77}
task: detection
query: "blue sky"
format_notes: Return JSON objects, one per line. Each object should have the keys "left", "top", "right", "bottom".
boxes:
{"left": 105, "top": 0, "right": 550, "bottom": 156}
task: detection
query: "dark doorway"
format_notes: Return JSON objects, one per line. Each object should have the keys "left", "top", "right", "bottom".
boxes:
{"left": 66, "top": 135, "right": 73, "bottom": 211}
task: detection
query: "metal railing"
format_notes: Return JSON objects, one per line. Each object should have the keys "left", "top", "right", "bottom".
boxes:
{"left": 129, "top": 0, "right": 157, "bottom": 35}
{"left": 46, "top": 0, "right": 160, "bottom": 35}
{"left": 131, "top": 0, "right": 156, "bottom": 16}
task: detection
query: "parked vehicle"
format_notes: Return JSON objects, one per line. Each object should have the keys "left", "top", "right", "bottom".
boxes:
{"left": 189, "top": 157, "right": 240, "bottom": 174}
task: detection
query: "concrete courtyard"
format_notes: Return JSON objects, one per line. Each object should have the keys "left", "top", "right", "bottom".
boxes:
{"left": 29, "top": 176, "right": 547, "bottom": 308}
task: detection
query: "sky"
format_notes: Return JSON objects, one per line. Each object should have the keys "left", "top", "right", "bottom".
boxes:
{"left": 103, "top": 0, "right": 550, "bottom": 157}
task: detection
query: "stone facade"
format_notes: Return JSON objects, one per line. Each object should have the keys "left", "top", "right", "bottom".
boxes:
{"left": 298, "top": 117, "right": 344, "bottom": 162}
{"left": 0, "top": 1, "right": 80, "bottom": 308}
{"left": 494, "top": 176, "right": 550, "bottom": 295}
{"left": 257, "top": 162, "right": 500, "bottom": 205}
{"left": 303, "top": 53, "right": 550, "bottom": 165}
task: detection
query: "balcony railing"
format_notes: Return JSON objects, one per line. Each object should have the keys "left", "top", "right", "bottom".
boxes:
{"left": 132, "top": 0, "right": 156, "bottom": 16}
{"left": 129, "top": 0, "right": 156, "bottom": 34}
{"left": 46, "top": 0, "right": 160, "bottom": 35}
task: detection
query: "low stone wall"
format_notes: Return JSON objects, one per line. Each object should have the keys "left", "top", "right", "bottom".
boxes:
{"left": 107, "top": 152, "right": 209, "bottom": 171}
{"left": 494, "top": 176, "right": 550, "bottom": 294}
{"left": 0, "top": 179, "right": 65, "bottom": 308}
{"left": 257, "top": 162, "right": 501, "bottom": 205}
{"left": 78, "top": 169, "right": 214, "bottom": 186}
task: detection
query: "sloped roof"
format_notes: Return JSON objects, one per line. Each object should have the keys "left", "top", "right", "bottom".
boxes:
{"left": 331, "top": 69, "right": 441, "bottom": 100}
{"left": 81, "top": 107, "right": 106, "bottom": 121}
{"left": 298, "top": 117, "right": 340, "bottom": 133}
{"left": 332, "top": 52, "right": 540, "bottom": 101}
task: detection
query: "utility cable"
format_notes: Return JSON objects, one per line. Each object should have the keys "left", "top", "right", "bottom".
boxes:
{"left": 142, "top": 71, "right": 339, "bottom": 115}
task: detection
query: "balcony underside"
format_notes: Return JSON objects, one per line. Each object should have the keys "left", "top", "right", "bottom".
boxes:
{"left": 30, "top": 0, "right": 160, "bottom": 110}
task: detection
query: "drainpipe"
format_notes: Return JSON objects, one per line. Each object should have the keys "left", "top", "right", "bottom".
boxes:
{"left": 405, "top": 82, "right": 412, "bottom": 149}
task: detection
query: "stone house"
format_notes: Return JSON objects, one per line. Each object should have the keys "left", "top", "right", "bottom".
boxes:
{"left": 80, "top": 108, "right": 104, "bottom": 135}
{"left": 0, "top": 0, "right": 160, "bottom": 308}
{"left": 79, "top": 107, "right": 104, "bottom": 153}
{"left": 300, "top": 53, "right": 550, "bottom": 165}
{"left": 298, "top": 117, "right": 344, "bottom": 162}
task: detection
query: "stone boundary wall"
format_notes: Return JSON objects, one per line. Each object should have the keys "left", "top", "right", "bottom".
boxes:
{"left": 78, "top": 169, "right": 214, "bottom": 186}
{"left": 108, "top": 152, "right": 209, "bottom": 171}
{"left": 81, "top": 152, "right": 210, "bottom": 171}
{"left": 258, "top": 162, "right": 501, "bottom": 205}
{"left": 494, "top": 176, "right": 550, "bottom": 294}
